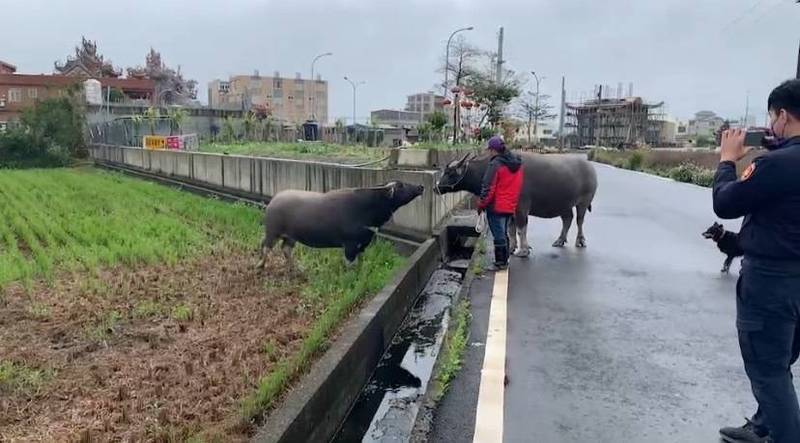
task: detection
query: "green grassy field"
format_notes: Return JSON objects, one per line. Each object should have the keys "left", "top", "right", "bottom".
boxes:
{"left": 200, "top": 142, "right": 390, "bottom": 164}
{"left": 0, "top": 168, "right": 261, "bottom": 288}
{"left": 0, "top": 168, "right": 406, "bottom": 440}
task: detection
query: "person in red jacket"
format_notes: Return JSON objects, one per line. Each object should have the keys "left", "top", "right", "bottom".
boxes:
{"left": 477, "top": 136, "right": 524, "bottom": 270}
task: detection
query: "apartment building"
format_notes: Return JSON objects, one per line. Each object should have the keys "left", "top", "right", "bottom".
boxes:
{"left": 208, "top": 72, "right": 328, "bottom": 124}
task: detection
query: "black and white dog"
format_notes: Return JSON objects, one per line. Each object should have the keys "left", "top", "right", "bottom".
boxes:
{"left": 702, "top": 222, "right": 744, "bottom": 273}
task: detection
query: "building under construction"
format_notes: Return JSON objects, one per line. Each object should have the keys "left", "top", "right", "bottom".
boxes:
{"left": 565, "top": 86, "right": 665, "bottom": 148}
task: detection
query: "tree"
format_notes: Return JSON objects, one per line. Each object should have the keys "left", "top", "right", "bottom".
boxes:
{"left": 22, "top": 84, "right": 86, "bottom": 157}
{"left": 438, "top": 37, "right": 483, "bottom": 144}
{"left": 131, "top": 114, "right": 143, "bottom": 145}
{"left": 439, "top": 36, "right": 482, "bottom": 94}
{"left": 516, "top": 91, "right": 557, "bottom": 143}
{"left": 465, "top": 68, "right": 521, "bottom": 129}
{"left": 242, "top": 111, "right": 256, "bottom": 140}
{"left": 417, "top": 122, "right": 434, "bottom": 142}
{"left": 167, "top": 107, "right": 188, "bottom": 135}
{"left": 144, "top": 107, "right": 159, "bottom": 135}
{"left": 427, "top": 111, "right": 448, "bottom": 141}
{"left": 221, "top": 117, "right": 236, "bottom": 143}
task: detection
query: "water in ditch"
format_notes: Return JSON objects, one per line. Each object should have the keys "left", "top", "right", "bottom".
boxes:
{"left": 331, "top": 263, "right": 467, "bottom": 443}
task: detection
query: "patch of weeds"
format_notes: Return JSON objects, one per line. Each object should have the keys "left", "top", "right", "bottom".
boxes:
{"left": 477, "top": 237, "right": 486, "bottom": 255}
{"left": 171, "top": 304, "right": 194, "bottom": 322}
{"left": 133, "top": 299, "right": 164, "bottom": 318}
{"left": 0, "top": 360, "right": 53, "bottom": 395}
{"left": 239, "top": 240, "right": 405, "bottom": 422}
{"left": 87, "top": 310, "right": 122, "bottom": 341}
{"left": 432, "top": 299, "right": 471, "bottom": 401}
{"left": 262, "top": 340, "right": 278, "bottom": 361}
{"left": 27, "top": 301, "right": 51, "bottom": 319}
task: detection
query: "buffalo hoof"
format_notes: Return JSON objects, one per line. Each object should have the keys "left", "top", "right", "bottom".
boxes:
{"left": 513, "top": 247, "right": 531, "bottom": 258}
{"left": 576, "top": 237, "right": 587, "bottom": 248}
{"left": 552, "top": 238, "right": 567, "bottom": 248}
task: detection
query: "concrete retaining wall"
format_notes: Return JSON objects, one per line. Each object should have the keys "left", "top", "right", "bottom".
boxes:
{"left": 253, "top": 238, "right": 442, "bottom": 443}
{"left": 90, "top": 144, "right": 467, "bottom": 237}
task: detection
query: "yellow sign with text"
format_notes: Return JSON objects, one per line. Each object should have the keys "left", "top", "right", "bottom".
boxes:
{"left": 143, "top": 136, "right": 166, "bottom": 150}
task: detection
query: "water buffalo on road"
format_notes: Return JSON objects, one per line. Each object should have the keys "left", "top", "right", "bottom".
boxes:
{"left": 435, "top": 152, "right": 597, "bottom": 255}
{"left": 257, "top": 181, "right": 424, "bottom": 270}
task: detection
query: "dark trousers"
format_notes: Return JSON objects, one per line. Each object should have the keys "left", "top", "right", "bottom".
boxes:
{"left": 737, "top": 258, "right": 800, "bottom": 443}
{"left": 486, "top": 210, "right": 511, "bottom": 249}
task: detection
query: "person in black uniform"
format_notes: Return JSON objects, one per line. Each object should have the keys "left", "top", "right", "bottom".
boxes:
{"left": 715, "top": 79, "right": 800, "bottom": 443}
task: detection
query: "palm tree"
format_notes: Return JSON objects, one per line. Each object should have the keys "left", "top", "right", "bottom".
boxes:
{"left": 264, "top": 116, "right": 275, "bottom": 142}
{"left": 242, "top": 111, "right": 256, "bottom": 140}
{"left": 168, "top": 107, "right": 188, "bottom": 135}
{"left": 221, "top": 116, "right": 236, "bottom": 143}
{"left": 131, "top": 114, "right": 144, "bottom": 146}
{"left": 144, "top": 107, "right": 159, "bottom": 135}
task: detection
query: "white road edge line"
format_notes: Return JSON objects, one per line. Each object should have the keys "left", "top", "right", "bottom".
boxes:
{"left": 473, "top": 268, "right": 509, "bottom": 443}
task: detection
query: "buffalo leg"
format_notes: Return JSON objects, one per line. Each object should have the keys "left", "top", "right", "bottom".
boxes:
{"left": 344, "top": 243, "right": 360, "bottom": 268}
{"left": 575, "top": 204, "right": 589, "bottom": 248}
{"left": 513, "top": 207, "right": 531, "bottom": 257}
{"left": 281, "top": 238, "right": 297, "bottom": 271}
{"left": 508, "top": 218, "right": 518, "bottom": 253}
{"left": 344, "top": 229, "right": 374, "bottom": 268}
{"left": 256, "top": 233, "right": 279, "bottom": 270}
{"left": 553, "top": 210, "right": 574, "bottom": 248}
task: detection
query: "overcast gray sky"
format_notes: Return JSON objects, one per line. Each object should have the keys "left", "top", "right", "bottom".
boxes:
{"left": 2, "top": 0, "right": 798, "bottom": 124}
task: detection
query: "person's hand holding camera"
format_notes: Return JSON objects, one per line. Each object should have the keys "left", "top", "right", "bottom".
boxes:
{"left": 720, "top": 128, "right": 751, "bottom": 163}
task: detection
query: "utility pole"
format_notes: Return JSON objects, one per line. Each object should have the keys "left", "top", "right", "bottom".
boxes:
{"left": 495, "top": 27, "right": 504, "bottom": 84}
{"left": 559, "top": 76, "right": 566, "bottom": 149}
{"left": 796, "top": 38, "right": 800, "bottom": 79}
{"left": 744, "top": 90, "right": 750, "bottom": 128}
{"left": 530, "top": 71, "right": 542, "bottom": 143}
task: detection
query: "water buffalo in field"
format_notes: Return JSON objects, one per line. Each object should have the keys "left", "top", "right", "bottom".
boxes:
{"left": 435, "top": 152, "right": 597, "bottom": 255}
{"left": 256, "top": 181, "right": 424, "bottom": 270}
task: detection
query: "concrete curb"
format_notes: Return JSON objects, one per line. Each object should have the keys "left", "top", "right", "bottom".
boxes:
{"left": 252, "top": 237, "right": 442, "bottom": 443}
{"left": 410, "top": 233, "right": 485, "bottom": 442}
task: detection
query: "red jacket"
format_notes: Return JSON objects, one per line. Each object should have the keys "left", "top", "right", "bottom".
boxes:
{"left": 477, "top": 152, "right": 524, "bottom": 214}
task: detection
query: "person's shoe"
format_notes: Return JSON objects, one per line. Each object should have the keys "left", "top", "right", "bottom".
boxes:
{"left": 719, "top": 418, "right": 770, "bottom": 443}
{"left": 488, "top": 245, "right": 509, "bottom": 271}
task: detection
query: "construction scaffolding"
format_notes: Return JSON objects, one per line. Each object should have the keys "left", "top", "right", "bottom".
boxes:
{"left": 565, "top": 88, "right": 664, "bottom": 148}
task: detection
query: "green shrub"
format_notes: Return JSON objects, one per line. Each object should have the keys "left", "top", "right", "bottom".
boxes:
{"left": 626, "top": 152, "right": 644, "bottom": 170}
{"left": 0, "top": 130, "right": 71, "bottom": 169}
{"left": 692, "top": 168, "right": 715, "bottom": 187}
{"left": 669, "top": 163, "right": 696, "bottom": 183}
{"left": 668, "top": 162, "right": 714, "bottom": 187}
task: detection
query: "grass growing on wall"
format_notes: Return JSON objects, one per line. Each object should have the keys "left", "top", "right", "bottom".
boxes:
{"left": 239, "top": 239, "right": 406, "bottom": 422}
{"left": 200, "top": 142, "right": 390, "bottom": 164}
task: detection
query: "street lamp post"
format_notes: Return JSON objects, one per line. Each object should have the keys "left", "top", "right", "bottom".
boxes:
{"left": 443, "top": 26, "right": 474, "bottom": 98}
{"left": 530, "top": 71, "right": 544, "bottom": 144}
{"left": 310, "top": 52, "right": 333, "bottom": 121}
{"left": 344, "top": 76, "right": 364, "bottom": 126}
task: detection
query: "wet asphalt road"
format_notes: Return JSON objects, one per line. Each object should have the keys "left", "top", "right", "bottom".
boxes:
{"left": 430, "top": 162, "right": 800, "bottom": 443}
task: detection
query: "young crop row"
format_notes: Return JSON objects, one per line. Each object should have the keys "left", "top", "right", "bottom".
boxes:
{"left": 0, "top": 169, "right": 262, "bottom": 288}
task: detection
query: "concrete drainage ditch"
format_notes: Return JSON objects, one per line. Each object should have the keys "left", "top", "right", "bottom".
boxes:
{"left": 332, "top": 223, "right": 478, "bottom": 442}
